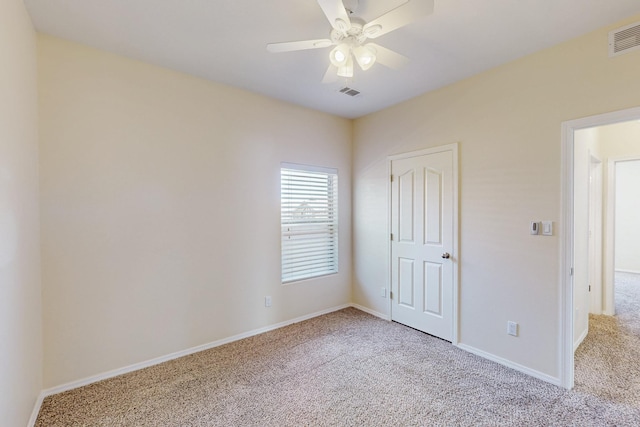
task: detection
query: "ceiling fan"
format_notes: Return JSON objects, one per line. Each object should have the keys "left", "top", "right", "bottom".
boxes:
{"left": 267, "top": 0, "right": 435, "bottom": 83}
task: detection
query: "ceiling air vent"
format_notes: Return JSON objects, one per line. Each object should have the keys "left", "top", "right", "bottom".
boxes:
{"left": 339, "top": 87, "right": 361, "bottom": 97}
{"left": 609, "top": 21, "right": 640, "bottom": 57}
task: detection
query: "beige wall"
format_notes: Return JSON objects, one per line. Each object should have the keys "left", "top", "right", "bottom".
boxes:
{"left": 0, "top": 0, "right": 42, "bottom": 424}
{"left": 38, "top": 35, "right": 352, "bottom": 388}
{"left": 599, "top": 120, "right": 640, "bottom": 159}
{"left": 353, "top": 15, "right": 640, "bottom": 380}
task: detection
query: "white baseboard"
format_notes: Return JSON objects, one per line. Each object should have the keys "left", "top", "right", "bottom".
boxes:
{"left": 350, "top": 303, "right": 389, "bottom": 320}
{"left": 30, "top": 304, "right": 560, "bottom": 424}
{"left": 32, "top": 303, "right": 351, "bottom": 420}
{"left": 573, "top": 328, "right": 589, "bottom": 353}
{"left": 615, "top": 269, "right": 640, "bottom": 275}
{"left": 28, "top": 391, "right": 47, "bottom": 427}
{"left": 456, "top": 343, "right": 561, "bottom": 387}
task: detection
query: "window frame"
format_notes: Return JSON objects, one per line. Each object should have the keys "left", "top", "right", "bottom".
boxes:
{"left": 280, "top": 162, "right": 339, "bottom": 284}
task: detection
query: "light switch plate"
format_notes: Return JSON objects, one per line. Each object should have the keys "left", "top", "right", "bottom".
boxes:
{"left": 542, "top": 221, "right": 553, "bottom": 236}
{"left": 507, "top": 321, "right": 518, "bottom": 337}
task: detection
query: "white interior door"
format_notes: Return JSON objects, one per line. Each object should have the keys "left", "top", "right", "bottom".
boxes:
{"left": 390, "top": 146, "right": 456, "bottom": 341}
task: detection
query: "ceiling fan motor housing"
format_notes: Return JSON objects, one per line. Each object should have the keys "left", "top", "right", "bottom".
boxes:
{"left": 330, "top": 21, "right": 367, "bottom": 45}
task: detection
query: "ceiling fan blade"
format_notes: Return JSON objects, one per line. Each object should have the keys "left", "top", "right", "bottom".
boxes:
{"left": 267, "top": 39, "right": 333, "bottom": 53}
{"left": 363, "top": 0, "right": 434, "bottom": 39}
{"left": 317, "top": 0, "right": 351, "bottom": 31}
{"left": 367, "top": 43, "right": 409, "bottom": 70}
{"left": 322, "top": 65, "right": 339, "bottom": 83}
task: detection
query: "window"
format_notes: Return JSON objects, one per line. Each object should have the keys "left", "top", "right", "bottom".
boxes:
{"left": 281, "top": 163, "right": 338, "bottom": 283}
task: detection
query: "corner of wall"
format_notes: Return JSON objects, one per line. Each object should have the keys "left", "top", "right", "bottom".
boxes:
{"left": 0, "top": 0, "right": 43, "bottom": 426}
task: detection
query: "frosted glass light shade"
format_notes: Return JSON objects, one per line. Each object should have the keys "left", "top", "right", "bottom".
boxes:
{"left": 354, "top": 45, "right": 376, "bottom": 71}
{"left": 330, "top": 44, "right": 350, "bottom": 67}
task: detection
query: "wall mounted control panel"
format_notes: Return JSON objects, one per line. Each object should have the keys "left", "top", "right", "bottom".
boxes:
{"left": 530, "top": 221, "right": 553, "bottom": 236}
{"left": 530, "top": 221, "right": 540, "bottom": 235}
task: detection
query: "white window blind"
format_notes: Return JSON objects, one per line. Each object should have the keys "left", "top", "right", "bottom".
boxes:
{"left": 281, "top": 164, "right": 338, "bottom": 283}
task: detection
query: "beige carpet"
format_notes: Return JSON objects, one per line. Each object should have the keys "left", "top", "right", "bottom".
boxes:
{"left": 574, "top": 272, "right": 640, "bottom": 408}
{"left": 36, "top": 280, "right": 640, "bottom": 426}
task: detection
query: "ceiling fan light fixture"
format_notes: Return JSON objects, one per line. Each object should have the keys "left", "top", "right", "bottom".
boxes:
{"left": 330, "top": 44, "right": 350, "bottom": 67}
{"left": 337, "top": 55, "right": 354, "bottom": 78}
{"left": 354, "top": 45, "right": 376, "bottom": 70}
{"left": 268, "top": 0, "right": 434, "bottom": 83}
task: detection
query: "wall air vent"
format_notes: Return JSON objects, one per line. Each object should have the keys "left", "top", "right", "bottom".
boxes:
{"left": 609, "top": 21, "right": 640, "bottom": 57}
{"left": 339, "top": 87, "right": 361, "bottom": 97}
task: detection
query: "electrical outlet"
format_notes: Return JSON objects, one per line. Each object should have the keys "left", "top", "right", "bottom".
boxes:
{"left": 381, "top": 287, "right": 387, "bottom": 298}
{"left": 507, "top": 321, "right": 518, "bottom": 337}
{"left": 265, "top": 296, "right": 272, "bottom": 308}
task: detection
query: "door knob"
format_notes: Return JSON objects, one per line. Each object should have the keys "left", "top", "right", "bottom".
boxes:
{"left": 441, "top": 252, "right": 451, "bottom": 259}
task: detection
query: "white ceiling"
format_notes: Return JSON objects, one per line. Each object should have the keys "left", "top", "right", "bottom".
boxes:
{"left": 25, "top": 0, "right": 640, "bottom": 119}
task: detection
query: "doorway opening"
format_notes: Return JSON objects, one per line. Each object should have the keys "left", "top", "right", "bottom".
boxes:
{"left": 561, "top": 106, "right": 640, "bottom": 389}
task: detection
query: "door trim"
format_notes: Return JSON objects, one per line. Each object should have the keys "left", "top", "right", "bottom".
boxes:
{"left": 387, "top": 143, "right": 459, "bottom": 345}
{"left": 560, "top": 106, "right": 640, "bottom": 389}
{"left": 588, "top": 154, "right": 603, "bottom": 316}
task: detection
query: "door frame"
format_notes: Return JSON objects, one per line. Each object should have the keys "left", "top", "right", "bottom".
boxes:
{"left": 387, "top": 143, "right": 459, "bottom": 345}
{"left": 587, "top": 153, "right": 603, "bottom": 316}
{"left": 560, "top": 106, "right": 640, "bottom": 389}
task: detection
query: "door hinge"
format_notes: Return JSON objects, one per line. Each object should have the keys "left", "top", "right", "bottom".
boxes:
{"left": 589, "top": 285, "right": 591, "bottom": 292}
{"left": 390, "top": 174, "right": 394, "bottom": 182}
{"left": 390, "top": 233, "right": 394, "bottom": 241}
{"left": 389, "top": 291, "right": 393, "bottom": 300}
{"left": 570, "top": 267, "right": 574, "bottom": 276}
